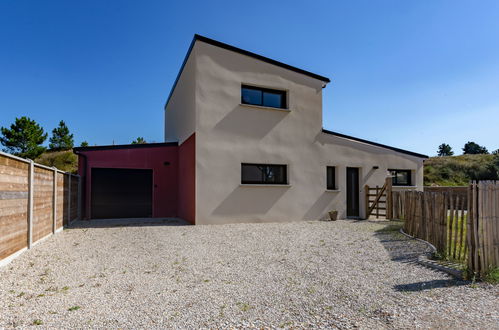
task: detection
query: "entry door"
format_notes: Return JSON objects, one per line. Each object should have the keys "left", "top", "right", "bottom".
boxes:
{"left": 91, "top": 168, "right": 153, "bottom": 219}
{"left": 346, "top": 167, "right": 360, "bottom": 218}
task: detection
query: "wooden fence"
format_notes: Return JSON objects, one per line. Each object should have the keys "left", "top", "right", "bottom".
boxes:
{"left": 398, "top": 182, "right": 499, "bottom": 277}
{"left": 468, "top": 181, "right": 499, "bottom": 276}
{"left": 0, "top": 151, "right": 80, "bottom": 266}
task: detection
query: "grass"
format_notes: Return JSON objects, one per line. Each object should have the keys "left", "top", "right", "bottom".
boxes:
{"left": 35, "top": 149, "right": 78, "bottom": 173}
{"left": 424, "top": 154, "right": 498, "bottom": 186}
{"left": 483, "top": 268, "right": 499, "bottom": 284}
{"left": 32, "top": 319, "right": 43, "bottom": 325}
{"left": 68, "top": 306, "right": 81, "bottom": 311}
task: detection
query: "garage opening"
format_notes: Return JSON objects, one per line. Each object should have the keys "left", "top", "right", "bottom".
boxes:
{"left": 91, "top": 168, "right": 153, "bottom": 219}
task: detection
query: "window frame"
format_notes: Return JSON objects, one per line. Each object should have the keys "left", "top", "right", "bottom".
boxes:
{"left": 389, "top": 169, "right": 412, "bottom": 186}
{"left": 326, "top": 166, "right": 336, "bottom": 190}
{"left": 241, "top": 163, "right": 288, "bottom": 185}
{"left": 241, "top": 85, "right": 287, "bottom": 109}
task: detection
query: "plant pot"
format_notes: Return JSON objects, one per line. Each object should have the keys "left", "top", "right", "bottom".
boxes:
{"left": 328, "top": 210, "right": 338, "bottom": 221}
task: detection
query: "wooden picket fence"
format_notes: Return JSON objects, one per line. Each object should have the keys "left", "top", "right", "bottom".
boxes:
{"left": 468, "top": 181, "right": 499, "bottom": 276}
{"left": 398, "top": 181, "right": 499, "bottom": 277}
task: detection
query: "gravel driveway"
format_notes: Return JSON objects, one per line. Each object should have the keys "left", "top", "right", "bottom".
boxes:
{"left": 0, "top": 219, "right": 497, "bottom": 329}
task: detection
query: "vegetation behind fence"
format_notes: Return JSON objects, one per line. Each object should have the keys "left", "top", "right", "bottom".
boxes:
{"left": 0, "top": 152, "right": 80, "bottom": 265}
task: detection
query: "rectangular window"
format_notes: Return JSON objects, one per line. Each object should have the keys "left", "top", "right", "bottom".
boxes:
{"left": 327, "top": 166, "right": 336, "bottom": 190}
{"left": 241, "top": 85, "right": 287, "bottom": 109}
{"left": 241, "top": 163, "right": 288, "bottom": 185}
{"left": 389, "top": 169, "right": 412, "bottom": 186}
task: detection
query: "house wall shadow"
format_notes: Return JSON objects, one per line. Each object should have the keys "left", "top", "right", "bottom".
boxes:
{"left": 213, "top": 106, "right": 287, "bottom": 139}
{"left": 303, "top": 192, "right": 341, "bottom": 220}
{"left": 212, "top": 186, "right": 288, "bottom": 216}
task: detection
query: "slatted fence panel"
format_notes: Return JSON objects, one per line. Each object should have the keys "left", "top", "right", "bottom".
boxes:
{"left": 0, "top": 155, "right": 29, "bottom": 260}
{"left": 1, "top": 152, "right": 80, "bottom": 265}
{"left": 33, "top": 166, "right": 54, "bottom": 242}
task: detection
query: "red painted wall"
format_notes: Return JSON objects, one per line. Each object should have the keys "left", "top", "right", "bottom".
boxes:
{"left": 77, "top": 144, "right": 179, "bottom": 219}
{"left": 178, "top": 133, "right": 196, "bottom": 224}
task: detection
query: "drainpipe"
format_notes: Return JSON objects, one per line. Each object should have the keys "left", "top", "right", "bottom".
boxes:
{"left": 74, "top": 150, "right": 88, "bottom": 220}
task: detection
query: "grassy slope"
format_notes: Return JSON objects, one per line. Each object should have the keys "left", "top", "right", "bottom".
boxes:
{"left": 35, "top": 150, "right": 78, "bottom": 173}
{"left": 424, "top": 154, "right": 497, "bottom": 186}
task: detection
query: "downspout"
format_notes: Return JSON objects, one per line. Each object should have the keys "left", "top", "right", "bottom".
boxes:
{"left": 74, "top": 150, "right": 88, "bottom": 220}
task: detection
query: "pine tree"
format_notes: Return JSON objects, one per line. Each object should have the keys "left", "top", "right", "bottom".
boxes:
{"left": 437, "top": 143, "right": 454, "bottom": 156}
{"left": 0, "top": 116, "right": 47, "bottom": 159}
{"left": 80, "top": 141, "right": 89, "bottom": 147}
{"left": 131, "top": 137, "right": 146, "bottom": 144}
{"left": 462, "top": 141, "right": 488, "bottom": 155}
{"left": 49, "top": 120, "right": 74, "bottom": 151}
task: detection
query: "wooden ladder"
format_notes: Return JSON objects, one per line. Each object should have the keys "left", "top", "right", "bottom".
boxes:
{"left": 365, "top": 177, "right": 393, "bottom": 219}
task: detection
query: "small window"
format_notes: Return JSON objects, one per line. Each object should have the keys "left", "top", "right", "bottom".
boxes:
{"left": 241, "top": 163, "right": 287, "bottom": 185}
{"left": 241, "top": 85, "right": 287, "bottom": 109}
{"left": 389, "top": 169, "right": 412, "bottom": 186}
{"left": 327, "top": 166, "right": 336, "bottom": 190}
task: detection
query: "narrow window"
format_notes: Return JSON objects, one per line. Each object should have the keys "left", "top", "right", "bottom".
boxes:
{"left": 241, "top": 164, "right": 288, "bottom": 185}
{"left": 327, "top": 166, "right": 336, "bottom": 190}
{"left": 241, "top": 85, "right": 287, "bottom": 109}
{"left": 389, "top": 169, "right": 412, "bottom": 186}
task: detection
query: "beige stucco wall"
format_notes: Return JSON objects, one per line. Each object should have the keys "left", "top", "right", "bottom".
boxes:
{"left": 165, "top": 47, "right": 197, "bottom": 145}
{"left": 166, "top": 40, "right": 424, "bottom": 225}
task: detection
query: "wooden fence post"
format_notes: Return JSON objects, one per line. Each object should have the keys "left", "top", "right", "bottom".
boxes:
{"left": 67, "top": 174, "right": 71, "bottom": 224}
{"left": 52, "top": 167, "right": 57, "bottom": 234}
{"left": 27, "top": 160, "right": 34, "bottom": 249}
{"left": 364, "top": 184, "right": 369, "bottom": 219}
{"left": 386, "top": 177, "right": 393, "bottom": 220}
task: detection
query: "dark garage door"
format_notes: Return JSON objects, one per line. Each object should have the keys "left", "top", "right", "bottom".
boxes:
{"left": 91, "top": 168, "right": 153, "bottom": 219}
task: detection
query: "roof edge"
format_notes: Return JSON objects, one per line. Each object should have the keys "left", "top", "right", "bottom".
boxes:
{"left": 321, "top": 129, "right": 429, "bottom": 159}
{"left": 164, "top": 34, "right": 331, "bottom": 109}
{"left": 73, "top": 142, "right": 178, "bottom": 152}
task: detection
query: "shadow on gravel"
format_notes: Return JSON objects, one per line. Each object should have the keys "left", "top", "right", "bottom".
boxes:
{"left": 373, "top": 221, "right": 430, "bottom": 264}
{"left": 394, "top": 279, "right": 468, "bottom": 292}
{"left": 67, "top": 217, "right": 191, "bottom": 229}
{"left": 373, "top": 221, "right": 471, "bottom": 289}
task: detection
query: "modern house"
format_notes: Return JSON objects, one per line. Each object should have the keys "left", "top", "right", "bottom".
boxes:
{"left": 74, "top": 34, "right": 427, "bottom": 225}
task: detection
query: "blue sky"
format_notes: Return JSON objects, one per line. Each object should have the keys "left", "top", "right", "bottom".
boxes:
{"left": 1, "top": 0, "right": 498, "bottom": 156}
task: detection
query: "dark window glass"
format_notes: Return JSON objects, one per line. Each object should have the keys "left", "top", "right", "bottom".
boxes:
{"left": 241, "top": 85, "right": 287, "bottom": 109}
{"left": 242, "top": 87, "right": 262, "bottom": 106}
{"left": 327, "top": 166, "right": 336, "bottom": 190}
{"left": 389, "top": 169, "right": 412, "bottom": 186}
{"left": 241, "top": 164, "right": 287, "bottom": 184}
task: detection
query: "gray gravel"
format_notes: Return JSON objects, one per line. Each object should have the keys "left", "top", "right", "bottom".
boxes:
{"left": 0, "top": 219, "right": 498, "bottom": 329}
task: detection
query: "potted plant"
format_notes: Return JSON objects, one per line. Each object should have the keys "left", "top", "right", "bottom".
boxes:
{"left": 328, "top": 210, "right": 338, "bottom": 221}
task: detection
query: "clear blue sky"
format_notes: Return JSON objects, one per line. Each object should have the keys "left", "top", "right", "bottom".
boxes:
{"left": 1, "top": 0, "right": 498, "bottom": 156}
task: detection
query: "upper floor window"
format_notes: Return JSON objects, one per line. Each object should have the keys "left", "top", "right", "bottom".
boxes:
{"left": 241, "top": 85, "right": 287, "bottom": 109}
{"left": 326, "top": 166, "right": 336, "bottom": 190}
{"left": 389, "top": 169, "right": 412, "bottom": 186}
{"left": 241, "top": 163, "right": 288, "bottom": 185}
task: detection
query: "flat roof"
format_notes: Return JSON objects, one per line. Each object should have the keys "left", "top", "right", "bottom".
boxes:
{"left": 322, "top": 129, "right": 428, "bottom": 159}
{"left": 165, "top": 34, "right": 331, "bottom": 109}
{"left": 73, "top": 142, "right": 178, "bottom": 152}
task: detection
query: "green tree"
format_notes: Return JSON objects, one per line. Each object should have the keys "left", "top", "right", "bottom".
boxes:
{"left": 462, "top": 141, "right": 488, "bottom": 155}
{"left": 131, "top": 137, "right": 146, "bottom": 144}
{"left": 437, "top": 143, "right": 454, "bottom": 156}
{"left": 492, "top": 149, "right": 499, "bottom": 155}
{"left": 80, "top": 141, "right": 89, "bottom": 147}
{"left": 0, "top": 116, "right": 47, "bottom": 159}
{"left": 49, "top": 120, "right": 74, "bottom": 151}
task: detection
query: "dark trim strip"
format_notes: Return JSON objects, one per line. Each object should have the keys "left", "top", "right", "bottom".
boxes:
{"left": 322, "top": 129, "right": 428, "bottom": 159}
{"left": 73, "top": 142, "right": 178, "bottom": 152}
{"left": 164, "top": 34, "right": 331, "bottom": 109}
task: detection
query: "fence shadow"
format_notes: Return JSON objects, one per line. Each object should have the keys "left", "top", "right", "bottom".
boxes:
{"left": 393, "top": 279, "right": 468, "bottom": 292}
{"left": 67, "top": 217, "right": 191, "bottom": 229}
{"left": 373, "top": 221, "right": 471, "bottom": 289}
